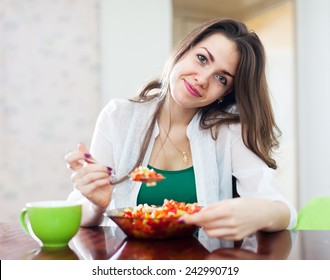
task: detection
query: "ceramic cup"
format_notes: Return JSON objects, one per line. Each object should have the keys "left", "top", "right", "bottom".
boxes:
{"left": 20, "top": 200, "right": 82, "bottom": 248}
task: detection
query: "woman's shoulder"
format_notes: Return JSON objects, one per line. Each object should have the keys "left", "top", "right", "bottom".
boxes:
{"left": 102, "top": 98, "right": 135, "bottom": 111}
{"left": 228, "top": 122, "right": 241, "bottom": 133}
{"left": 101, "top": 97, "right": 158, "bottom": 116}
{"left": 215, "top": 121, "right": 241, "bottom": 135}
{"left": 214, "top": 122, "right": 242, "bottom": 146}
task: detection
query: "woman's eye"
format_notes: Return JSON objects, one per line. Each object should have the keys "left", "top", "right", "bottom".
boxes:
{"left": 216, "top": 74, "right": 227, "bottom": 85}
{"left": 197, "top": 54, "right": 207, "bottom": 64}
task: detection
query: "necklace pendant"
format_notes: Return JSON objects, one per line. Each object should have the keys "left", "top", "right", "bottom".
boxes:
{"left": 182, "top": 152, "right": 188, "bottom": 164}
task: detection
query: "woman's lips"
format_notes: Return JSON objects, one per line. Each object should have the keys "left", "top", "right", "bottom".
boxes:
{"left": 183, "top": 79, "right": 202, "bottom": 97}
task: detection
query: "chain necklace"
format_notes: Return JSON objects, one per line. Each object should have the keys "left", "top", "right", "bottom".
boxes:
{"left": 151, "top": 103, "right": 191, "bottom": 168}
{"left": 159, "top": 123, "right": 189, "bottom": 164}
{"left": 157, "top": 104, "right": 190, "bottom": 165}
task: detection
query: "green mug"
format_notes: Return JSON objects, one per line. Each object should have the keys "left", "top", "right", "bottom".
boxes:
{"left": 20, "top": 200, "right": 82, "bottom": 248}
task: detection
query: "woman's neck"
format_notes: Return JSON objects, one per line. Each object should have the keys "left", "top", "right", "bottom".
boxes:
{"left": 160, "top": 95, "right": 198, "bottom": 127}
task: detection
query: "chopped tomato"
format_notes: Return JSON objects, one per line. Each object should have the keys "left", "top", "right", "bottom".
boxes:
{"left": 130, "top": 166, "right": 165, "bottom": 182}
{"left": 119, "top": 199, "right": 201, "bottom": 219}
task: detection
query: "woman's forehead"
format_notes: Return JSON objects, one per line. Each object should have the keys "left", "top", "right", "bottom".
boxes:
{"left": 194, "top": 33, "right": 240, "bottom": 74}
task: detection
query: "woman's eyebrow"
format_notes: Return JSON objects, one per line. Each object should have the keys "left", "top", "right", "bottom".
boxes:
{"left": 200, "top": 47, "right": 234, "bottom": 78}
{"left": 200, "top": 47, "right": 215, "bottom": 62}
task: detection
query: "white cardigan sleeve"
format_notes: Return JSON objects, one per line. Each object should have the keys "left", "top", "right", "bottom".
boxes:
{"left": 230, "top": 124, "right": 297, "bottom": 229}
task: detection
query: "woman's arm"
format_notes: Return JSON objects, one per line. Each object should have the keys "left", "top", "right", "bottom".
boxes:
{"left": 65, "top": 144, "right": 113, "bottom": 227}
{"left": 65, "top": 102, "right": 118, "bottom": 227}
{"left": 182, "top": 124, "right": 296, "bottom": 240}
{"left": 68, "top": 195, "right": 106, "bottom": 227}
{"left": 229, "top": 124, "right": 296, "bottom": 230}
{"left": 182, "top": 197, "right": 290, "bottom": 241}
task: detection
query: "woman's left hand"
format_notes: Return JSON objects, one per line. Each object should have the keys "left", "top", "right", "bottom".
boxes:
{"left": 181, "top": 197, "right": 289, "bottom": 241}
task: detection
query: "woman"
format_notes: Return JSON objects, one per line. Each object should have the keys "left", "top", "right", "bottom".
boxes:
{"left": 65, "top": 18, "right": 297, "bottom": 240}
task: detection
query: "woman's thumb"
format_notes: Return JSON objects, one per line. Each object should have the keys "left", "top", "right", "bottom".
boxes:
{"left": 77, "top": 143, "right": 90, "bottom": 153}
{"left": 77, "top": 143, "right": 96, "bottom": 163}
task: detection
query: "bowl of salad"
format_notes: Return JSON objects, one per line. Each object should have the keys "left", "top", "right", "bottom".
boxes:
{"left": 104, "top": 199, "right": 201, "bottom": 239}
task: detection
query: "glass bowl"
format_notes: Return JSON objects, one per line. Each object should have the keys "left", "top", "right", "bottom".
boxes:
{"left": 104, "top": 208, "right": 199, "bottom": 239}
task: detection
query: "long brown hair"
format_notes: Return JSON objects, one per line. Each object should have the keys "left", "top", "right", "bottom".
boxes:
{"left": 114, "top": 18, "right": 281, "bottom": 185}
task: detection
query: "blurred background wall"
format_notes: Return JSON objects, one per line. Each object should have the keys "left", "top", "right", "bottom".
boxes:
{"left": 0, "top": 0, "right": 101, "bottom": 221}
{"left": 1, "top": 0, "right": 329, "bottom": 222}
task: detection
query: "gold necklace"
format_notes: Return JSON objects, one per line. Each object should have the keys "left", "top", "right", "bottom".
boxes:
{"left": 152, "top": 104, "right": 190, "bottom": 167}
{"left": 160, "top": 123, "right": 189, "bottom": 164}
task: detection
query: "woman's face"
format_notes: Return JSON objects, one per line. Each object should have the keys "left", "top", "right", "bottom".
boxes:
{"left": 169, "top": 33, "right": 240, "bottom": 109}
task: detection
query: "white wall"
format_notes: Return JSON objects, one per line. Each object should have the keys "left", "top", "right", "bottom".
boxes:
{"left": 245, "top": 2, "right": 297, "bottom": 208}
{"left": 0, "top": 0, "right": 173, "bottom": 222}
{"left": 0, "top": 0, "right": 100, "bottom": 222}
{"left": 100, "top": 0, "right": 172, "bottom": 104}
{"left": 295, "top": 0, "right": 330, "bottom": 207}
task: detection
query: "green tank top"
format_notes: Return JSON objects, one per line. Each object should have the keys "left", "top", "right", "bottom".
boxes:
{"left": 137, "top": 165, "right": 197, "bottom": 206}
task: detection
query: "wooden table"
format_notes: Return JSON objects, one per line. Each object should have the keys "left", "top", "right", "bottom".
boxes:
{"left": 1, "top": 223, "right": 329, "bottom": 260}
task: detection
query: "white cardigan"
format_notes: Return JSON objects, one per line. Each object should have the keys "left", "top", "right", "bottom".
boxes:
{"left": 68, "top": 98, "right": 297, "bottom": 229}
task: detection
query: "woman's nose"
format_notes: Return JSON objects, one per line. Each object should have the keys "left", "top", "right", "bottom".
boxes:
{"left": 194, "top": 72, "right": 209, "bottom": 88}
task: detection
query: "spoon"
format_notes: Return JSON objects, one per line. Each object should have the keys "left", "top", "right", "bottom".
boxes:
{"left": 130, "top": 167, "right": 165, "bottom": 187}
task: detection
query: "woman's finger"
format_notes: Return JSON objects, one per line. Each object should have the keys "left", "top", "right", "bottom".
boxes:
{"left": 75, "top": 178, "right": 112, "bottom": 197}
{"left": 74, "top": 171, "right": 110, "bottom": 187}
{"left": 78, "top": 143, "right": 90, "bottom": 153}
{"left": 71, "top": 164, "right": 110, "bottom": 181}
{"left": 182, "top": 207, "right": 222, "bottom": 225}
{"left": 73, "top": 177, "right": 113, "bottom": 210}
{"left": 65, "top": 150, "right": 97, "bottom": 170}
{"left": 66, "top": 161, "right": 83, "bottom": 171}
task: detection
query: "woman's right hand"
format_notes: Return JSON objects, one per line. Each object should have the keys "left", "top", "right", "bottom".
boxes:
{"left": 65, "top": 143, "right": 113, "bottom": 211}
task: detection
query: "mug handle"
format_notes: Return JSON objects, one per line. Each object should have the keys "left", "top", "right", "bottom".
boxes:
{"left": 20, "top": 207, "right": 30, "bottom": 235}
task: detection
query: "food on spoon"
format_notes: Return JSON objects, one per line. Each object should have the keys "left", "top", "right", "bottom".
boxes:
{"left": 130, "top": 166, "right": 165, "bottom": 186}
